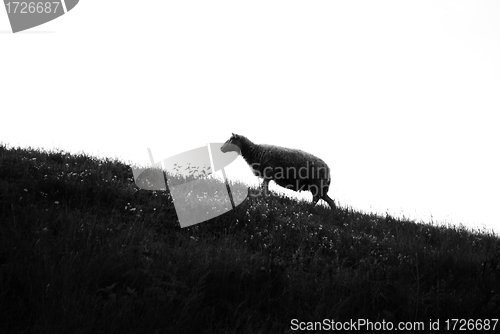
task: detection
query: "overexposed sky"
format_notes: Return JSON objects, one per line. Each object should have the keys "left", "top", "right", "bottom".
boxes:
{"left": 1, "top": 1, "right": 499, "bottom": 233}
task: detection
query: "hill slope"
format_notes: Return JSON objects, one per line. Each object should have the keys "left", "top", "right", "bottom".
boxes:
{"left": 1, "top": 144, "right": 499, "bottom": 333}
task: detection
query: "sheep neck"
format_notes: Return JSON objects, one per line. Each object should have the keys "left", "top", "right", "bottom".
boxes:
{"left": 239, "top": 137, "right": 261, "bottom": 165}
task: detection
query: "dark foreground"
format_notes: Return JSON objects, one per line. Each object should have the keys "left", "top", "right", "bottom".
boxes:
{"left": 1, "top": 144, "right": 499, "bottom": 333}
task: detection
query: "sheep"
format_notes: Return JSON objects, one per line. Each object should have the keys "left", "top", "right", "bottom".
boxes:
{"left": 220, "top": 133, "right": 336, "bottom": 209}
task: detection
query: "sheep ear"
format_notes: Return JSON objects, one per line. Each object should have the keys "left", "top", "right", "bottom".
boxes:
{"left": 232, "top": 133, "right": 235, "bottom": 136}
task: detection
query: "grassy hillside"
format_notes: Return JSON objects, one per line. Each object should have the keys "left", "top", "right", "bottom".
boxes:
{"left": 1, "top": 144, "right": 499, "bottom": 333}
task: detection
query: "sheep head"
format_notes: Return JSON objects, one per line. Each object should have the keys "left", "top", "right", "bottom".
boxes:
{"left": 221, "top": 133, "right": 243, "bottom": 154}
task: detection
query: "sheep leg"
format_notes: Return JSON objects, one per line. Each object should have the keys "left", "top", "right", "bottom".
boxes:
{"left": 322, "top": 194, "right": 336, "bottom": 209}
{"left": 312, "top": 187, "right": 336, "bottom": 209}
{"left": 261, "top": 178, "right": 270, "bottom": 195}
{"left": 312, "top": 191, "right": 320, "bottom": 207}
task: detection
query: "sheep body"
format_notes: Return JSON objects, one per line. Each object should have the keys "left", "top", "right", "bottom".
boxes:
{"left": 221, "top": 134, "right": 336, "bottom": 208}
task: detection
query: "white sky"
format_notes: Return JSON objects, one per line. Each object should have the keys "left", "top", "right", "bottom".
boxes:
{"left": 1, "top": 1, "right": 499, "bottom": 233}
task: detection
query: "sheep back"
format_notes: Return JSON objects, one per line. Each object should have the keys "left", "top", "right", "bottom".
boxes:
{"left": 245, "top": 143, "right": 331, "bottom": 192}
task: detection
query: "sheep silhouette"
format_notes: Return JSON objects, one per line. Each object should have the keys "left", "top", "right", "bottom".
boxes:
{"left": 221, "top": 133, "right": 336, "bottom": 209}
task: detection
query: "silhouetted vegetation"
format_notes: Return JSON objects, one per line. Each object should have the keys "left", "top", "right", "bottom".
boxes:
{"left": 1, "top": 144, "right": 499, "bottom": 333}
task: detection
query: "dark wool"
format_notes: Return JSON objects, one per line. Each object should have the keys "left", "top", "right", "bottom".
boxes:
{"left": 221, "top": 134, "right": 336, "bottom": 208}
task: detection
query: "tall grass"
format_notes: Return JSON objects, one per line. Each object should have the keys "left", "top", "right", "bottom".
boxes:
{"left": 1, "top": 144, "right": 499, "bottom": 333}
